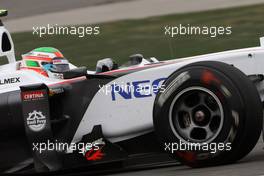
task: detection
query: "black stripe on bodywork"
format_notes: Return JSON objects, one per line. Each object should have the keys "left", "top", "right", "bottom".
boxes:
{"left": 0, "top": 90, "right": 32, "bottom": 169}
{"left": 0, "top": 76, "right": 116, "bottom": 170}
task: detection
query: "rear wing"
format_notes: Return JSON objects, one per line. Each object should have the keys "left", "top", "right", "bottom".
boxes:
{"left": 0, "top": 10, "right": 16, "bottom": 63}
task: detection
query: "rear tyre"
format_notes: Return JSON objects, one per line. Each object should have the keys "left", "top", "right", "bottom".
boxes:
{"left": 153, "top": 61, "right": 262, "bottom": 167}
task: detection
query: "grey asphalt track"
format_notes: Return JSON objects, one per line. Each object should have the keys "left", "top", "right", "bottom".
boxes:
{"left": 108, "top": 138, "right": 264, "bottom": 176}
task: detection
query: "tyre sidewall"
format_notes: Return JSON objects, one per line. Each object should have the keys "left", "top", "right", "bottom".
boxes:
{"left": 154, "top": 65, "right": 249, "bottom": 166}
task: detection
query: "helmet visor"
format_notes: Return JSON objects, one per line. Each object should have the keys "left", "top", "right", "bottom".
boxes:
{"left": 53, "top": 64, "right": 70, "bottom": 72}
{"left": 52, "top": 58, "right": 70, "bottom": 72}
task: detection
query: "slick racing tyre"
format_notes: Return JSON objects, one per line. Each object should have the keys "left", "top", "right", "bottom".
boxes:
{"left": 153, "top": 61, "right": 262, "bottom": 167}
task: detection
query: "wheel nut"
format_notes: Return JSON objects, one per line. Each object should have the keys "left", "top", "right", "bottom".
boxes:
{"left": 195, "top": 110, "right": 205, "bottom": 122}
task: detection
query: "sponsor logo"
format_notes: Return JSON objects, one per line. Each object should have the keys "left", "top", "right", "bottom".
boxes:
{"left": 163, "top": 72, "right": 190, "bottom": 96}
{"left": 0, "top": 77, "right": 20, "bottom": 85}
{"left": 158, "top": 72, "right": 190, "bottom": 106}
{"left": 22, "top": 91, "right": 45, "bottom": 101}
{"left": 85, "top": 148, "right": 104, "bottom": 161}
{"left": 26, "top": 110, "right": 46, "bottom": 132}
{"left": 53, "top": 59, "right": 69, "bottom": 64}
{"left": 37, "top": 54, "right": 50, "bottom": 58}
{"left": 84, "top": 138, "right": 105, "bottom": 161}
{"left": 48, "top": 72, "right": 64, "bottom": 79}
{"left": 111, "top": 78, "right": 166, "bottom": 101}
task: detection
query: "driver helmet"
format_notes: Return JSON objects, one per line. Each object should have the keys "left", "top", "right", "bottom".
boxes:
{"left": 21, "top": 47, "right": 70, "bottom": 78}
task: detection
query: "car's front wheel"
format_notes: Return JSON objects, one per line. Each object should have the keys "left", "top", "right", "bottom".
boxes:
{"left": 153, "top": 61, "right": 262, "bottom": 167}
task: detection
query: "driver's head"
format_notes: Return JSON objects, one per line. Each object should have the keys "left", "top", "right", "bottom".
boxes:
{"left": 21, "top": 47, "right": 70, "bottom": 78}
{"left": 50, "top": 57, "right": 70, "bottom": 73}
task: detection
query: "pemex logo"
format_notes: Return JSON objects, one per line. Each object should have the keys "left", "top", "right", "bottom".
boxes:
{"left": 26, "top": 110, "right": 47, "bottom": 132}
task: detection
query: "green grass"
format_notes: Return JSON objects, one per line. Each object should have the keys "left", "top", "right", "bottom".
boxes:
{"left": 11, "top": 4, "right": 264, "bottom": 69}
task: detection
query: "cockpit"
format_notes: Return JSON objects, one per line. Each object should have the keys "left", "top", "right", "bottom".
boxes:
{"left": 95, "top": 54, "right": 159, "bottom": 74}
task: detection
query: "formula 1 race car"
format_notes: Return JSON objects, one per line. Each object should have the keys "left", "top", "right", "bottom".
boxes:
{"left": 0, "top": 10, "right": 263, "bottom": 174}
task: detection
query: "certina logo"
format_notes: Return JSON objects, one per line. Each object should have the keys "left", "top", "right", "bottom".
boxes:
{"left": 110, "top": 78, "right": 167, "bottom": 101}
{"left": 27, "top": 110, "right": 47, "bottom": 132}
{"left": 22, "top": 91, "right": 44, "bottom": 101}
{"left": 0, "top": 77, "right": 20, "bottom": 85}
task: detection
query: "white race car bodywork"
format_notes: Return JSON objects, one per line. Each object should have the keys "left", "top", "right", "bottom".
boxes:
{"left": 1, "top": 22, "right": 264, "bottom": 146}
{"left": 72, "top": 41, "right": 264, "bottom": 143}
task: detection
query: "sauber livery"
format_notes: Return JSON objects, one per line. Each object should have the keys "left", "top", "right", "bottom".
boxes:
{"left": 0, "top": 10, "right": 263, "bottom": 174}
{"left": 110, "top": 78, "right": 166, "bottom": 101}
